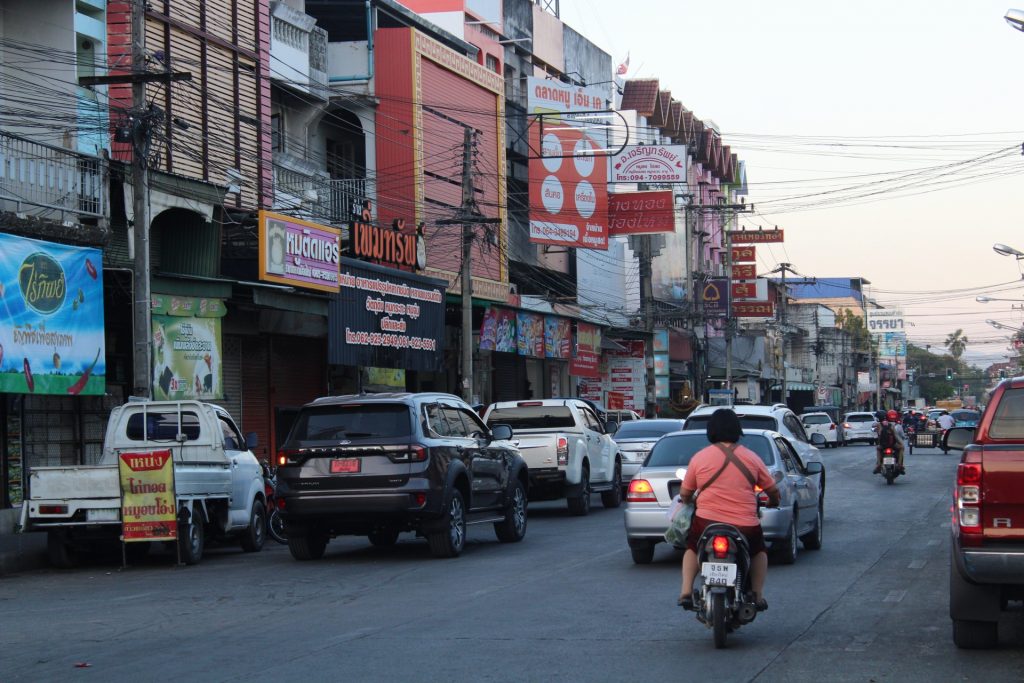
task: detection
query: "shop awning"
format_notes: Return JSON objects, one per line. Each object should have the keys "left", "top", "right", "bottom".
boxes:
{"left": 770, "top": 382, "right": 816, "bottom": 391}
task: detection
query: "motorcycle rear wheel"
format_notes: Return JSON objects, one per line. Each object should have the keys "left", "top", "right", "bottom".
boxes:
{"left": 712, "top": 593, "right": 728, "bottom": 649}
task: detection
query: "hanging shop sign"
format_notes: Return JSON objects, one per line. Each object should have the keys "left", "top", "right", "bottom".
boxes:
{"left": 119, "top": 449, "right": 178, "bottom": 542}
{"left": 0, "top": 233, "right": 105, "bottom": 395}
{"left": 527, "top": 76, "right": 608, "bottom": 116}
{"left": 701, "top": 278, "right": 730, "bottom": 318}
{"left": 726, "top": 229, "right": 784, "bottom": 244}
{"left": 350, "top": 201, "right": 426, "bottom": 272}
{"left": 517, "top": 312, "right": 545, "bottom": 357}
{"left": 328, "top": 257, "right": 446, "bottom": 372}
{"left": 607, "top": 190, "right": 675, "bottom": 235}
{"left": 732, "top": 301, "right": 775, "bottom": 317}
{"left": 544, "top": 316, "right": 572, "bottom": 359}
{"left": 570, "top": 322, "right": 601, "bottom": 378}
{"left": 479, "top": 307, "right": 518, "bottom": 352}
{"left": 866, "top": 309, "right": 905, "bottom": 334}
{"left": 151, "top": 295, "right": 226, "bottom": 401}
{"left": 258, "top": 210, "right": 341, "bottom": 293}
{"left": 731, "top": 263, "right": 756, "bottom": 280}
{"left": 731, "top": 246, "right": 756, "bottom": 263}
{"left": 611, "top": 144, "right": 687, "bottom": 184}
{"left": 731, "top": 279, "right": 768, "bottom": 301}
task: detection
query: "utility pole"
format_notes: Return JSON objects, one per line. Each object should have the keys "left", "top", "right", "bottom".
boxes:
{"left": 438, "top": 128, "right": 500, "bottom": 403}
{"left": 130, "top": 0, "right": 152, "bottom": 398}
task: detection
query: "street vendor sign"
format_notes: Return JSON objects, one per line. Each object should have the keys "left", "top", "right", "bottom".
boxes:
{"left": 119, "top": 450, "right": 178, "bottom": 542}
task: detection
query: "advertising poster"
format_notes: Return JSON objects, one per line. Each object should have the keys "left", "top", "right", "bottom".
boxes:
{"left": 517, "top": 312, "right": 545, "bottom": 357}
{"left": 608, "top": 191, "right": 675, "bottom": 236}
{"left": 606, "top": 340, "right": 646, "bottom": 415}
{"left": 258, "top": 211, "right": 341, "bottom": 293}
{"left": 479, "top": 307, "right": 517, "bottom": 352}
{"left": 0, "top": 233, "right": 105, "bottom": 395}
{"left": 152, "top": 315, "right": 223, "bottom": 400}
{"left": 119, "top": 449, "right": 177, "bottom": 542}
{"left": 544, "top": 317, "right": 572, "bottom": 359}
{"left": 653, "top": 329, "right": 669, "bottom": 353}
{"left": 611, "top": 145, "right": 687, "bottom": 184}
{"left": 571, "top": 322, "right": 601, "bottom": 378}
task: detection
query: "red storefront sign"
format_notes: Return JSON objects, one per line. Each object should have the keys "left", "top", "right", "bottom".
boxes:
{"left": 570, "top": 322, "right": 601, "bottom": 378}
{"left": 731, "top": 263, "right": 756, "bottom": 280}
{"left": 732, "top": 301, "right": 775, "bottom": 317}
{"left": 731, "top": 246, "right": 756, "bottom": 262}
{"left": 608, "top": 190, "right": 674, "bottom": 236}
{"left": 731, "top": 282, "right": 758, "bottom": 299}
{"left": 606, "top": 391, "right": 625, "bottom": 410}
{"left": 727, "top": 230, "right": 784, "bottom": 244}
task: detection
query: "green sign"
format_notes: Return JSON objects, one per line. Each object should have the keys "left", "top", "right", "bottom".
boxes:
{"left": 152, "top": 314, "right": 223, "bottom": 400}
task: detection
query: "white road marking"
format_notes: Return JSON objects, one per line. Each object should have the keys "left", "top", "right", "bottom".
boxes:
{"left": 908, "top": 560, "right": 927, "bottom": 570}
{"left": 884, "top": 590, "right": 907, "bottom": 603}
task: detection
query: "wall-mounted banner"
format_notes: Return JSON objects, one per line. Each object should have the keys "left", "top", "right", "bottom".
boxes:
{"left": 570, "top": 322, "right": 601, "bottom": 378}
{"left": 611, "top": 145, "right": 687, "bottom": 184}
{"left": 608, "top": 190, "right": 675, "bottom": 235}
{"left": 544, "top": 316, "right": 572, "bottom": 359}
{"left": 702, "top": 278, "right": 730, "bottom": 318}
{"left": 350, "top": 201, "right": 425, "bottom": 272}
{"left": 328, "top": 258, "right": 446, "bottom": 371}
{"left": 479, "top": 307, "right": 518, "bottom": 353}
{"left": 517, "top": 311, "right": 545, "bottom": 357}
{"left": 731, "top": 279, "right": 768, "bottom": 301}
{"left": 866, "top": 309, "right": 905, "bottom": 335}
{"left": 526, "top": 76, "right": 608, "bottom": 116}
{"left": 653, "top": 329, "right": 669, "bottom": 353}
{"left": 258, "top": 210, "right": 341, "bottom": 293}
{"left": 655, "top": 375, "right": 670, "bottom": 399}
{"left": 731, "top": 246, "right": 756, "bottom": 263}
{"left": 0, "top": 233, "right": 105, "bottom": 395}
{"left": 152, "top": 314, "right": 223, "bottom": 400}
{"left": 732, "top": 301, "right": 775, "bottom": 317}
{"left": 731, "top": 263, "right": 756, "bottom": 280}
{"left": 119, "top": 449, "right": 177, "bottom": 542}
{"left": 726, "top": 229, "right": 784, "bottom": 244}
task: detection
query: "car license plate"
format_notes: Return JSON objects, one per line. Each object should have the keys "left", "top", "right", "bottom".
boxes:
{"left": 330, "top": 458, "right": 360, "bottom": 474}
{"left": 87, "top": 508, "right": 119, "bottom": 522}
{"left": 883, "top": 457, "right": 895, "bottom": 465}
{"left": 701, "top": 562, "right": 737, "bottom": 587}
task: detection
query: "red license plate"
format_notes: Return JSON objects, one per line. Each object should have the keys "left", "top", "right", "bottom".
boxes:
{"left": 330, "top": 458, "right": 360, "bottom": 474}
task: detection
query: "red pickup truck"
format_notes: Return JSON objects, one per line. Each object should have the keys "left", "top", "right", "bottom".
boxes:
{"left": 947, "top": 378, "right": 1024, "bottom": 649}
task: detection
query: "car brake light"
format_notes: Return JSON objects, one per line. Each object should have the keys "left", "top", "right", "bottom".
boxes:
{"left": 410, "top": 493, "right": 427, "bottom": 507}
{"left": 276, "top": 497, "right": 286, "bottom": 510}
{"left": 712, "top": 535, "right": 730, "bottom": 559}
{"left": 556, "top": 436, "right": 569, "bottom": 466}
{"left": 277, "top": 449, "right": 300, "bottom": 466}
{"left": 388, "top": 445, "right": 428, "bottom": 463}
{"left": 517, "top": 401, "right": 543, "bottom": 406}
{"left": 829, "top": 424, "right": 836, "bottom": 430}
{"left": 626, "top": 479, "right": 657, "bottom": 502}
{"left": 843, "top": 423, "right": 851, "bottom": 429}
{"left": 39, "top": 504, "right": 68, "bottom": 515}
{"left": 955, "top": 451, "right": 983, "bottom": 542}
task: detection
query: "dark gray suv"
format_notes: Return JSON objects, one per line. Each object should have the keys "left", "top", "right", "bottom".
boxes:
{"left": 276, "top": 392, "right": 528, "bottom": 560}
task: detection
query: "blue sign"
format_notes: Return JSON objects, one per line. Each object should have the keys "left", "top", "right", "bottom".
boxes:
{"left": 702, "top": 278, "right": 730, "bottom": 318}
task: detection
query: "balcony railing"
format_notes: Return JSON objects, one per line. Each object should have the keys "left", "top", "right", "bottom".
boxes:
{"left": 0, "top": 131, "right": 105, "bottom": 219}
{"left": 272, "top": 162, "right": 370, "bottom": 226}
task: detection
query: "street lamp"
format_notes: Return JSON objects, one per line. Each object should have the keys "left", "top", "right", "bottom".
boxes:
{"left": 1006, "top": 9, "right": 1024, "bottom": 31}
{"left": 988, "top": 319, "right": 1018, "bottom": 331}
{"left": 977, "top": 295, "right": 1024, "bottom": 307}
{"left": 993, "top": 242, "right": 1024, "bottom": 258}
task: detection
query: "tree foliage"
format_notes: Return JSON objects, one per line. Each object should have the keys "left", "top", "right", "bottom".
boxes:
{"left": 945, "top": 329, "right": 969, "bottom": 361}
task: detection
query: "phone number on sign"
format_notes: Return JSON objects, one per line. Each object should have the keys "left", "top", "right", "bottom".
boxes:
{"left": 344, "top": 328, "right": 437, "bottom": 351}
{"left": 615, "top": 174, "right": 682, "bottom": 182}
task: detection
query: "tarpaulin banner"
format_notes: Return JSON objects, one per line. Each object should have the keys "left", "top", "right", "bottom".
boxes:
{"left": 570, "top": 322, "right": 601, "bottom": 378}
{"left": 517, "top": 312, "right": 545, "bottom": 357}
{"left": 119, "top": 449, "right": 177, "bottom": 542}
{"left": 479, "top": 307, "right": 517, "bottom": 352}
{"left": 0, "top": 233, "right": 105, "bottom": 395}
{"left": 545, "top": 316, "right": 572, "bottom": 359}
{"left": 152, "top": 314, "right": 223, "bottom": 400}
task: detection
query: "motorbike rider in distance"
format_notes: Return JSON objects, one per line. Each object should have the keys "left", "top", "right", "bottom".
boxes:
{"left": 677, "top": 408, "right": 780, "bottom": 611}
{"left": 873, "top": 409, "right": 906, "bottom": 475}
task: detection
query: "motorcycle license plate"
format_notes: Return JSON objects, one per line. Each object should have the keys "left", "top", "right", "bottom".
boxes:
{"left": 701, "top": 562, "right": 737, "bottom": 587}
{"left": 883, "top": 457, "right": 895, "bottom": 466}
{"left": 330, "top": 458, "right": 360, "bottom": 474}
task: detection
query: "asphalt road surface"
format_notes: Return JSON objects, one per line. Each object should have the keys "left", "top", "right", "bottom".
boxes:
{"left": 2, "top": 443, "right": 1023, "bottom": 682}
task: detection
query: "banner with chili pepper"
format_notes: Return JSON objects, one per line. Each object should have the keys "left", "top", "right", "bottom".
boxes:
{"left": 0, "top": 234, "right": 105, "bottom": 395}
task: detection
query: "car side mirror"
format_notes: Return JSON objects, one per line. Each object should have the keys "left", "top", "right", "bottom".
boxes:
{"left": 604, "top": 420, "right": 619, "bottom": 434}
{"left": 944, "top": 426, "right": 974, "bottom": 452}
{"left": 245, "top": 432, "right": 259, "bottom": 449}
{"left": 804, "top": 461, "right": 824, "bottom": 475}
{"left": 490, "top": 423, "right": 513, "bottom": 442}
{"left": 809, "top": 432, "right": 827, "bottom": 446}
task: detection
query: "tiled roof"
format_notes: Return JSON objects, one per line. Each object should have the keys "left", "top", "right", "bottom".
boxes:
{"left": 652, "top": 90, "right": 671, "bottom": 127}
{"left": 620, "top": 79, "right": 659, "bottom": 116}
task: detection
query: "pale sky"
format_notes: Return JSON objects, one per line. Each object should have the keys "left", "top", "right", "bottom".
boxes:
{"left": 560, "top": 0, "right": 1024, "bottom": 366}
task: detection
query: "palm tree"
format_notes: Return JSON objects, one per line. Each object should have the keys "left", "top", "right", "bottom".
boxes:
{"left": 945, "top": 329, "right": 969, "bottom": 362}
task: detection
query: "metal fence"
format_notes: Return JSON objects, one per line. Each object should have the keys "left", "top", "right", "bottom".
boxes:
{"left": 272, "top": 162, "right": 369, "bottom": 225}
{"left": 0, "top": 131, "right": 106, "bottom": 219}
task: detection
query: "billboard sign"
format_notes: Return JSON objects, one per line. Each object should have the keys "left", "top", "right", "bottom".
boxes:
{"left": 731, "top": 245, "right": 755, "bottom": 262}
{"left": 732, "top": 263, "right": 756, "bottom": 280}
{"left": 611, "top": 145, "right": 687, "bottom": 184}
{"left": 0, "top": 234, "right": 106, "bottom": 395}
{"left": 727, "top": 230, "right": 784, "bottom": 244}
{"left": 702, "top": 278, "right": 730, "bottom": 318}
{"left": 866, "top": 309, "right": 905, "bottom": 335}
{"left": 479, "top": 307, "right": 517, "bottom": 353}
{"left": 570, "top": 322, "right": 601, "bottom": 378}
{"left": 258, "top": 211, "right": 341, "bottom": 293}
{"left": 731, "top": 279, "right": 768, "bottom": 301}
{"left": 608, "top": 191, "right": 675, "bottom": 235}
{"left": 732, "top": 301, "right": 775, "bottom": 317}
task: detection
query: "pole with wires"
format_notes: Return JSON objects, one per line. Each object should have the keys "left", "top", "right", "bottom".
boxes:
{"left": 131, "top": 0, "right": 153, "bottom": 398}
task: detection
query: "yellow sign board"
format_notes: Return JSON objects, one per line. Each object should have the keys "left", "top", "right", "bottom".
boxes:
{"left": 119, "top": 450, "right": 178, "bottom": 542}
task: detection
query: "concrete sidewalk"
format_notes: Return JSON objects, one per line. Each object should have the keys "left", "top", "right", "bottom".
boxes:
{"left": 0, "top": 507, "right": 48, "bottom": 576}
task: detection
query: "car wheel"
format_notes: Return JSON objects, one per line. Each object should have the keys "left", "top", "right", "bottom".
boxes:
{"left": 178, "top": 504, "right": 205, "bottom": 565}
{"left": 952, "top": 619, "right": 998, "bottom": 649}
{"left": 428, "top": 489, "right": 467, "bottom": 558}
{"left": 601, "top": 464, "right": 623, "bottom": 509}
{"left": 47, "top": 531, "right": 77, "bottom": 569}
{"left": 240, "top": 498, "right": 266, "bottom": 552}
{"left": 567, "top": 466, "right": 591, "bottom": 516}
{"left": 494, "top": 479, "right": 528, "bottom": 543}
{"left": 630, "top": 542, "right": 655, "bottom": 565}
{"left": 288, "top": 527, "right": 328, "bottom": 561}
{"left": 368, "top": 528, "right": 400, "bottom": 547}
{"left": 775, "top": 511, "right": 798, "bottom": 565}
{"left": 800, "top": 501, "right": 823, "bottom": 550}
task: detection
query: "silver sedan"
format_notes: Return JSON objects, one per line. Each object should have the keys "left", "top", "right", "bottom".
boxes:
{"left": 612, "top": 418, "right": 688, "bottom": 489}
{"left": 623, "top": 429, "right": 825, "bottom": 565}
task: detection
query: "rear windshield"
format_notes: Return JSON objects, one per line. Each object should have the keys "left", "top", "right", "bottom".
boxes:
{"left": 685, "top": 414, "right": 777, "bottom": 432}
{"left": 802, "top": 415, "right": 831, "bottom": 425}
{"left": 647, "top": 433, "right": 773, "bottom": 467}
{"left": 289, "top": 404, "right": 412, "bottom": 441}
{"left": 845, "top": 414, "right": 875, "bottom": 423}
{"left": 989, "top": 390, "right": 1024, "bottom": 438}
{"left": 126, "top": 411, "right": 201, "bottom": 441}
{"left": 486, "top": 406, "right": 575, "bottom": 429}
{"left": 614, "top": 421, "right": 682, "bottom": 439}
{"left": 951, "top": 411, "right": 980, "bottom": 421}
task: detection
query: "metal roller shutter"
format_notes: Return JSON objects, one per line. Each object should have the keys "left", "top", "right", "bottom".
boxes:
{"left": 241, "top": 336, "right": 270, "bottom": 462}
{"left": 212, "top": 334, "right": 244, "bottom": 426}
{"left": 269, "top": 336, "right": 326, "bottom": 453}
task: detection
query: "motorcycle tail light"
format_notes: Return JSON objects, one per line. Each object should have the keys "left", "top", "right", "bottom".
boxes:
{"left": 884, "top": 448, "right": 893, "bottom": 455}
{"left": 264, "top": 483, "right": 274, "bottom": 498}
{"left": 626, "top": 479, "right": 657, "bottom": 503}
{"left": 753, "top": 485, "right": 769, "bottom": 505}
{"left": 712, "top": 535, "right": 730, "bottom": 559}
{"left": 556, "top": 437, "right": 569, "bottom": 466}
{"left": 276, "top": 497, "right": 286, "bottom": 510}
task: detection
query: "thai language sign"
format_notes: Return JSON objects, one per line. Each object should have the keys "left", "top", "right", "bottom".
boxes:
{"left": 570, "top": 322, "right": 601, "bottom": 378}
{"left": 732, "top": 301, "right": 775, "bottom": 317}
{"left": 866, "top": 309, "right": 905, "bottom": 334}
{"left": 732, "top": 263, "right": 756, "bottom": 280}
{"left": 702, "top": 278, "right": 730, "bottom": 318}
{"left": 731, "top": 246, "right": 756, "bottom": 262}
{"left": 608, "top": 191, "right": 675, "bottom": 235}
{"left": 151, "top": 295, "right": 225, "bottom": 401}
{"left": 606, "top": 340, "right": 646, "bottom": 416}
{"left": 258, "top": 211, "right": 341, "bottom": 293}
{"left": 0, "top": 233, "right": 105, "bottom": 395}
{"left": 119, "top": 449, "right": 177, "bottom": 542}
{"left": 611, "top": 145, "right": 687, "bottom": 184}
{"left": 727, "top": 230, "right": 784, "bottom": 244}
{"left": 328, "top": 258, "right": 446, "bottom": 371}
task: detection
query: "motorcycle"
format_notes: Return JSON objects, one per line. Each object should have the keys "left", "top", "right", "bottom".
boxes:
{"left": 690, "top": 522, "right": 761, "bottom": 648}
{"left": 880, "top": 447, "right": 900, "bottom": 485}
{"left": 905, "top": 425, "right": 915, "bottom": 455}
{"left": 262, "top": 463, "right": 287, "bottom": 544}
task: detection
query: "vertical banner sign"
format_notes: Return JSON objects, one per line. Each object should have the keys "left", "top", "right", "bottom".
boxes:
{"left": 0, "top": 233, "right": 106, "bottom": 395}
{"left": 119, "top": 450, "right": 177, "bottom": 542}
{"left": 151, "top": 296, "right": 226, "bottom": 401}
{"left": 605, "top": 340, "right": 646, "bottom": 416}
{"left": 517, "top": 312, "right": 545, "bottom": 357}
{"left": 479, "top": 307, "right": 518, "bottom": 352}
{"left": 732, "top": 263, "right": 756, "bottom": 280}
{"left": 653, "top": 329, "right": 669, "bottom": 398}
{"left": 571, "top": 322, "right": 601, "bottom": 378}
{"left": 702, "top": 278, "right": 730, "bottom": 318}
{"left": 731, "top": 246, "right": 755, "bottom": 263}
{"left": 544, "top": 317, "right": 572, "bottom": 359}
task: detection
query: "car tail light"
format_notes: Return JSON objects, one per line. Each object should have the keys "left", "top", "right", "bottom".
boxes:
{"left": 829, "top": 423, "right": 836, "bottom": 430}
{"left": 955, "top": 451, "right": 983, "bottom": 544}
{"left": 843, "top": 422, "right": 852, "bottom": 429}
{"left": 410, "top": 493, "right": 427, "bottom": 507}
{"left": 556, "top": 436, "right": 569, "bottom": 466}
{"left": 388, "top": 445, "right": 428, "bottom": 463}
{"left": 517, "top": 401, "right": 543, "bottom": 407}
{"left": 626, "top": 479, "right": 657, "bottom": 502}
{"left": 712, "top": 535, "right": 730, "bottom": 559}
{"left": 277, "top": 449, "right": 300, "bottom": 466}
{"left": 264, "top": 483, "right": 274, "bottom": 498}
{"left": 39, "top": 504, "right": 68, "bottom": 515}
{"left": 276, "top": 497, "right": 286, "bottom": 510}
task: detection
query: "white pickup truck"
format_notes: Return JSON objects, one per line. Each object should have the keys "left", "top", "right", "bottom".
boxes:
{"left": 20, "top": 400, "right": 267, "bottom": 567}
{"left": 483, "top": 399, "right": 621, "bottom": 515}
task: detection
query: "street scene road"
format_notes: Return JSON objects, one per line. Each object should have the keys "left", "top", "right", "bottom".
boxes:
{"left": 2, "top": 443, "right": 1022, "bottom": 682}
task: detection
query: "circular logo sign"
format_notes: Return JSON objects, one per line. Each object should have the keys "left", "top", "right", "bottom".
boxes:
{"left": 18, "top": 252, "right": 66, "bottom": 315}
